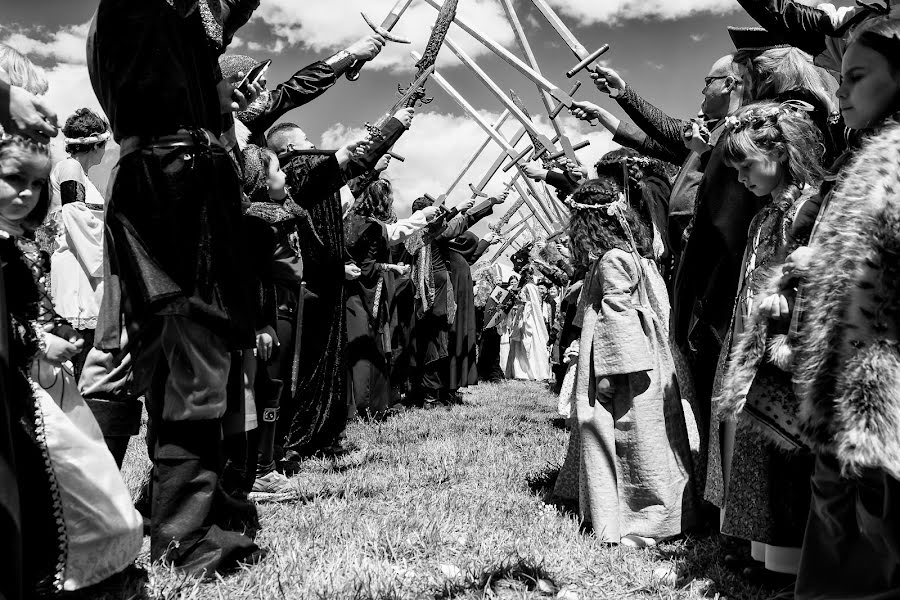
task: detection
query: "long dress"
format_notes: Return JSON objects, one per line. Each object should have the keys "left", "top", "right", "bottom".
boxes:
{"left": 555, "top": 249, "right": 696, "bottom": 541}
{"left": 344, "top": 215, "right": 392, "bottom": 416}
{"left": 48, "top": 158, "right": 106, "bottom": 377}
{"left": 503, "top": 283, "right": 551, "bottom": 381}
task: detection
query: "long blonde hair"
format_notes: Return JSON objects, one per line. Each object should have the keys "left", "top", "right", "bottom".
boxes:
{"left": 736, "top": 46, "right": 838, "bottom": 113}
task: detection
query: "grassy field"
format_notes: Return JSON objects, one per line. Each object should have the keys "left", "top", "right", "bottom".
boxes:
{"left": 102, "top": 380, "right": 786, "bottom": 600}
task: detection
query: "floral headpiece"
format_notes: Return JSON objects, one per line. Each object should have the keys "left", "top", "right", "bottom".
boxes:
{"left": 724, "top": 99, "right": 815, "bottom": 133}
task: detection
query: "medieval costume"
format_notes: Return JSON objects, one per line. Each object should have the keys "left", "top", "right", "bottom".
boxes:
{"left": 277, "top": 120, "right": 407, "bottom": 457}
{"left": 787, "top": 120, "right": 900, "bottom": 600}
{"left": 705, "top": 186, "right": 814, "bottom": 575}
{"left": 445, "top": 203, "right": 495, "bottom": 393}
{"left": 553, "top": 248, "right": 697, "bottom": 541}
{"left": 503, "top": 281, "right": 551, "bottom": 381}
{"left": 88, "top": 0, "right": 268, "bottom": 574}
{"left": 48, "top": 157, "right": 105, "bottom": 379}
{"left": 406, "top": 208, "right": 470, "bottom": 405}
{"left": 4, "top": 230, "right": 142, "bottom": 596}
{"left": 474, "top": 264, "right": 508, "bottom": 383}
{"left": 344, "top": 209, "right": 430, "bottom": 417}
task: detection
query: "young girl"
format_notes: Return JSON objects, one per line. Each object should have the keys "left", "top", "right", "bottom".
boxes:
{"left": 552, "top": 175, "right": 697, "bottom": 546}
{"left": 0, "top": 132, "right": 141, "bottom": 594}
{"left": 755, "top": 18, "right": 900, "bottom": 598}
{"left": 706, "top": 100, "right": 826, "bottom": 585}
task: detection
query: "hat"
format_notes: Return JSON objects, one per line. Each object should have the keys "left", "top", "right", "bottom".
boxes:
{"left": 727, "top": 26, "right": 791, "bottom": 52}
{"left": 219, "top": 54, "right": 260, "bottom": 80}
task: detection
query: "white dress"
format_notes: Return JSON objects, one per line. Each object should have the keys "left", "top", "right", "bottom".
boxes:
{"left": 503, "top": 283, "right": 551, "bottom": 381}
{"left": 49, "top": 158, "right": 105, "bottom": 330}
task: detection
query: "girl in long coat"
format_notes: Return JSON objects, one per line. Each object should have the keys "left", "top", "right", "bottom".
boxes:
{"left": 553, "top": 176, "right": 697, "bottom": 545}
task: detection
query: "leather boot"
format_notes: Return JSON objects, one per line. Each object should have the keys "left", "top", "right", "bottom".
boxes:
{"left": 151, "top": 419, "right": 261, "bottom": 578}
{"left": 84, "top": 397, "right": 143, "bottom": 468}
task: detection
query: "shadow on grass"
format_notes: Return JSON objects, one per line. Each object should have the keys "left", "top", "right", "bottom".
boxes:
{"left": 653, "top": 534, "right": 788, "bottom": 600}
{"left": 434, "top": 555, "right": 559, "bottom": 599}
{"left": 60, "top": 565, "right": 150, "bottom": 600}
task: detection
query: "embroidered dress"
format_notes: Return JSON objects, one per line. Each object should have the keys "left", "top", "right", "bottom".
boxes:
{"left": 503, "top": 283, "right": 551, "bottom": 381}
{"left": 49, "top": 158, "right": 105, "bottom": 331}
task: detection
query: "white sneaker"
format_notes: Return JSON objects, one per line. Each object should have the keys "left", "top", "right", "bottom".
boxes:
{"left": 249, "top": 470, "right": 299, "bottom": 502}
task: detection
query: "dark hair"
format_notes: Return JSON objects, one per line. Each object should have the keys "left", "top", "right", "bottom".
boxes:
{"left": 62, "top": 108, "right": 109, "bottom": 155}
{"left": 0, "top": 135, "right": 51, "bottom": 230}
{"left": 352, "top": 178, "right": 396, "bottom": 223}
{"left": 722, "top": 100, "right": 826, "bottom": 187}
{"left": 266, "top": 122, "right": 303, "bottom": 154}
{"left": 566, "top": 176, "right": 653, "bottom": 270}
{"left": 850, "top": 17, "right": 900, "bottom": 73}
{"left": 411, "top": 195, "right": 433, "bottom": 213}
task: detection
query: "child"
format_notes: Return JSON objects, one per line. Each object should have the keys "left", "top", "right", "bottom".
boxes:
{"left": 0, "top": 132, "right": 141, "bottom": 594}
{"left": 707, "top": 100, "right": 826, "bottom": 583}
{"left": 552, "top": 175, "right": 696, "bottom": 546}
{"left": 759, "top": 17, "right": 900, "bottom": 599}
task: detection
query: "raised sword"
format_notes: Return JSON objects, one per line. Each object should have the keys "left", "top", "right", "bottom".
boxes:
{"left": 346, "top": 0, "right": 414, "bottom": 81}
{"left": 527, "top": 0, "right": 611, "bottom": 78}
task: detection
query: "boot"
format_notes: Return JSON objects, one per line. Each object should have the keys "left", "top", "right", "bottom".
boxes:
{"left": 151, "top": 419, "right": 262, "bottom": 578}
{"left": 255, "top": 376, "right": 284, "bottom": 478}
{"left": 84, "top": 397, "right": 143, "bottom": 468}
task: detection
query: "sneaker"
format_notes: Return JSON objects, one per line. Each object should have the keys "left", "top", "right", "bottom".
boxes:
{"left": 249, "top": 470, "right": 299, "bottom": 502}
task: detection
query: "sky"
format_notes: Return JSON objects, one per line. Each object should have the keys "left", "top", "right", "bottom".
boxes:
{"left": 1, "top": 0, "right": 853, "bottom": 255}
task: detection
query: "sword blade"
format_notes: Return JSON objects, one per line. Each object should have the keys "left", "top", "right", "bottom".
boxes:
{"left": 421, "top": 0, "right": 573, "bottom": 108}
{"left": 444, "top": 110, "right": 511, "bottom": 198}
{"left": 528, "top": 0, "right": 589, "bottom": 60}
{"left": 443, "top": 36, "right": 557, "bottom": 154}
{"left": 380, "top": 0, "right": 415, "bottom": 30}
{"left": 500, "top": 0, "right": 579, "bottom": 163}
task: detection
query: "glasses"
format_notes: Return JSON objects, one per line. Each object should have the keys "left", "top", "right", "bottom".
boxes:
{"left": 704, "top": 75, "right": 730, "bottom": 87}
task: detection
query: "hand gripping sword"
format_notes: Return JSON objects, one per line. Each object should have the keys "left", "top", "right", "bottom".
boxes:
{"left": 365, "top": 0, "right": 457, "bottom": 141}
{"left": 346, "top": 0, "right": 414, "bottom": 81}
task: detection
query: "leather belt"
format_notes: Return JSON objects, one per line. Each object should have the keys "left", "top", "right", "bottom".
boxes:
{"left": 118, "top": 128, "right": 224, "bottom": 161}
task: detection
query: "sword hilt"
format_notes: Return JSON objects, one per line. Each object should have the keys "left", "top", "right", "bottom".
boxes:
{"left": 550, "top": 81, "right": 582, "bottom": 119}
{"left": 468, "top": 183, "right": 489, "bottom": 198}
{"left": 566, "top": 44, "right": 611, "bottom": 78}
{"left": 346, "top": 12, "right": 412, "bottom": 82}
{"left": 501, "top": 145, "right": 534, "bottom": 173}
{"left": 547, "top": 140, "right": 590, "bottom": 161}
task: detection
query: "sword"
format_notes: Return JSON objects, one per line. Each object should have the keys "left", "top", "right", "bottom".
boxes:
{"left": 442, "top": 110, "right": 511, "bottom": 199}
{"left": 366, "top": 64, "right": 435, "bottom": 140}
{"left": 422, "top": 0, "right": 576, "bottom": 110}
{"left": 490, "top": 221, "right": 528, "bottom": 263}
{"left": 527, "top": 0, "right": 611, "bottom": 78}
{"left": 346, "top": 0, "right": 414, "bottom": 81}
{"left": 499, "top": 0, "right": 581, "bottom": 163}
{"left": 441, "top": 36, "right": 558, "bottom": 163}
{"left": 508, "top": 89, "right": 555, "bottom": 168}
{"left": 417, "top": 53, "right": 554, "bottom": 235}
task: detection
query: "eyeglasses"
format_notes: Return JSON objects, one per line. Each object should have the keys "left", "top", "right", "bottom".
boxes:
{"left": 704, "top": 75, "right": 730, "bottom": 87}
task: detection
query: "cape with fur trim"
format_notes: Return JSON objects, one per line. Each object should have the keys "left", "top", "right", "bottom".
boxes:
{"left": 793, "top": 119, "right": 900, "bottom": 479}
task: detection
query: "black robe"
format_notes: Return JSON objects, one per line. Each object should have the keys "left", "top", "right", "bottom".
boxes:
{"left": 343, "top": 215, "right": 391, "bottom": 416}
{"left": 444, "top": 205, "right": 493, "bottom": 390}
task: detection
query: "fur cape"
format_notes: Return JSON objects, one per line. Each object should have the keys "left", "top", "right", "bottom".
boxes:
{"left": 793, "top": 120, "right": 900, "bottom": 480}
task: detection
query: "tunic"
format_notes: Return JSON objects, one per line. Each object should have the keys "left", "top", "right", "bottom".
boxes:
{"left": 49, "top": 159, "right": 105, "bottom": 331}
{"left": 556, "top": 249, "right": 696, "bottom": 541}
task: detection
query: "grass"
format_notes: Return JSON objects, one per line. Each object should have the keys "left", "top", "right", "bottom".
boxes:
{"left": 96, "top": 380, "right": 785, "bottom": 600}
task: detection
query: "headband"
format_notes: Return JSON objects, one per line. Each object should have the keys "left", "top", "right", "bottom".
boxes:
{"left": 723, "top": 99, "right": 814, "bottom": 133}
{"left": 64, "top": 131, "right": 110, "bottom": 146}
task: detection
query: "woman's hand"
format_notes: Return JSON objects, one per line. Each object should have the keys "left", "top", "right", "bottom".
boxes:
{"left": 42, "top": 331, "right": 84, "bottom": 365}
{"left": 569, "top": 100, "right": 602, "bottom": 123}
{"left": 393, "top": 108, "right": 415, "bottom": 129}
{"left": 522, "top": 162, "right": 549, "bottom": 182}
{"left": 255, "top": 325, "right": 280, "bottom": 362}
{"left": 218, "top": 73, "right": 263, "bottom": 114}
{"left": 782, "top": 246, "right": 814, "bottom": 282}
{"left": 758, "top": 292, "right": 794, "bottom": 322}
{"left": 344, "top": 263, "right": 362, "bottom": 280}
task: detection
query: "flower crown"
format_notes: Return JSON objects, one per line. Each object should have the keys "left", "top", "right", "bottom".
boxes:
{"left": 723, "top": 99, "right": 815, "bottom": 133}
{"left": 563, "top": 185, "right": 626, "bottom": 215}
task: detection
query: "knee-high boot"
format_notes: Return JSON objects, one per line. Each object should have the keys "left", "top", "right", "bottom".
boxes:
{"left": 151, "top": 419, "right": 261, "bottom": 578}
{"left": 83, "top": 397, "right": 143, "bottom": 468}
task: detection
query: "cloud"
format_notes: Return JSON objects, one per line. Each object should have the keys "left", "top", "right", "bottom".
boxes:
{"left": 0, "top": 22, "right": 90, "bottom": 65}
{"left": 690, "top": 33, "right": 708, "bottom": 42}
{"left": 249, "top": 0, "right": 516, "bottom": 73}
{"left": 544, "top": 0, "right": 740, "bottom": 24}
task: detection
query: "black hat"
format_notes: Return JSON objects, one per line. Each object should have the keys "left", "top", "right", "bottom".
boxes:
{"left": 727, "top": 26, "right": 791, "bottom": 52}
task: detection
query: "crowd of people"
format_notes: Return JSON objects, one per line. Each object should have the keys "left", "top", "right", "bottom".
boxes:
{"left": 1, "top": 1, "right": 899, "bottom": 599}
